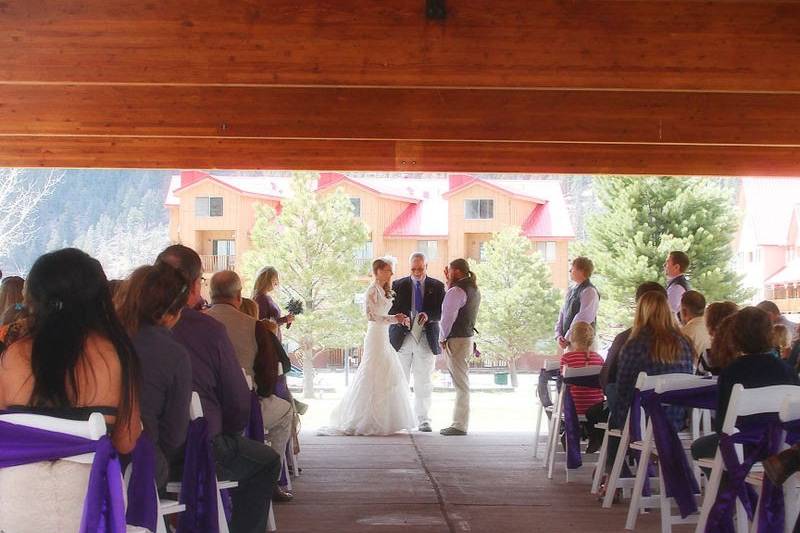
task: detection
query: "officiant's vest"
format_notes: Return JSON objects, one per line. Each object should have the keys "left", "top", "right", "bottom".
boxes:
{"left": 558, "top": 279, "right": 597, "bottom": 337}
{"left": 449, "top": 278, "right": 481, "bottom": 339}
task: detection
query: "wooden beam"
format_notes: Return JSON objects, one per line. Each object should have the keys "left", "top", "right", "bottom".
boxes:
{"left": 2, "top": 85, "right": 800, "bottom": 146}
{"left": 1, "top": 136, "right": 798, "bottom": 176}
{"left": 1, "top": 1, "right": 799, "bottom": 91}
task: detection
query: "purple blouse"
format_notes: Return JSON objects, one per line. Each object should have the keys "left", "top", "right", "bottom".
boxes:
{"left": 256, "top": 293, "right": 287, "bottom": 340}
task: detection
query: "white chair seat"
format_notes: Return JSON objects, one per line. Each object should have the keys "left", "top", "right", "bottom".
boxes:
{"left": 596, "top": 422, "right": 608, "bottom": 430}
{"left": 159, "top": 499, "right": 186, "bottom": 514}
{"left": 166, "top": 479, "right": 239, "bottom": 494}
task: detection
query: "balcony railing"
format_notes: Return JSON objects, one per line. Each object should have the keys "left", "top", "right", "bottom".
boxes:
{"left": 201, "top": 254, "right": 236, "bottom": 272}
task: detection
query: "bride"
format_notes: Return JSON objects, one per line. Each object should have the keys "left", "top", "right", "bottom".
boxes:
{"left": 326, "top": 258, "right": 416, "bottom": 435}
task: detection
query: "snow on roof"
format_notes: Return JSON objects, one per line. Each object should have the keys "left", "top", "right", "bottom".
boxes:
{"left": 520, "top": 181, "right": 575, "bottom": 239}
{"left": 741, "top": 178, "right": 800, "bottom": 246}
{"left": 382, "top": 179, "right": 450, "bottom": 237}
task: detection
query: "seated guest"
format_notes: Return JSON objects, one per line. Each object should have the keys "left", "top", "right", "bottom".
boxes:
{"left": 692, "top": 307, "right": 800, "bottom": 464}
{"left": 606, "top": 291, "right": 693, "bottom": 473}
{"left": 698, "top": 301, "right": 739, "bottom": 375}
{"left": 0, "top": 276, "right": 24, "bottom": 325}
{"left": 114, "top": 264, "right": 192, "bottom": 490}
{"left": 239, "top": 297, "right": 259, "bottom": 320}
{"left": 560, "top": 321, "right": 605, "bottom": 452}
{"left": 680, "top": 290, "right": 711, "bottom": 371}
{"left": 600, "top": 281, "right": 666, "bottom": 411}
{"left": 0, "top": 248, "right": 141, "bottom": 533}
{"left": 771, "top": 323, "right": 792, "bottom": 360}
{"left": 756, "top": 300, "right": 797, "bottom": 335}
{"left": 705, "top": 313, "right": 739, "bottom": 375}
{"left": 206, "top": 271, "right": 294, "bottom": 502}
{"left": 156, "top": 245, "right": 280, "bottom": 533}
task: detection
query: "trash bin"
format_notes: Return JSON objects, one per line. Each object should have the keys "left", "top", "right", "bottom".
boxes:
{"left": 494, "top": 372, "right": 509, "bottom": 386}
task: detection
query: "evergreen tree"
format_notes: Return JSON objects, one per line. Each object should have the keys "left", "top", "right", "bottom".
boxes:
{"left": 241, "top": 172, "right": 369, "bottom": 399}
{"left": 581, "top": 176, "right": 750, "bottom": 328}
{"left": 472, "top": 227, "right": 561, "bottom": 387}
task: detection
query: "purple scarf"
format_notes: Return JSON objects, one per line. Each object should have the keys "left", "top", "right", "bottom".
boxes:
{"left": 0, "top": 419, "right": 125, "bottom": 533}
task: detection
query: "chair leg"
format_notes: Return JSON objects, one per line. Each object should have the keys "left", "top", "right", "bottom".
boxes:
{"left": 267, "top": 502, "right": 277, "bottom": 532}
{"left": 695, "top": 452, "right": 724, "bottom": 533}
{"left": 603, "top": 422, "right": 630, "bottom": 509}
{"left": 287, "top": 440, "right": 300, "bottom": 477}
{"left": 625, "top": 423, "right": 653, "bottom": 530}
{"left": 658, "top": 468, "right": 673, "bottom": 533}
{"left": 216, "top": 486, "right": 230, "bottom": 533}
{"left": 591, "top": 420, "right": 611, "bottom": 495}
{"left": 282, "top": 453, "right": 293, "bottom": 491}
{"left": 547, "top": 388, "right": 565, "bottom": 480}
{"left": 533, "top": 404, "right": 544, "bottom": 459}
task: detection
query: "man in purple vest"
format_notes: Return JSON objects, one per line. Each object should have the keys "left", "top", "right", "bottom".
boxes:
{"left": 554, "top": 257, "right": 599, "bottom": 353}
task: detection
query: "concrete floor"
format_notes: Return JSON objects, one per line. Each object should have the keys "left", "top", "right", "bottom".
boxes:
{"left": 272, "top": 431, "right": 693, "bottom": 533}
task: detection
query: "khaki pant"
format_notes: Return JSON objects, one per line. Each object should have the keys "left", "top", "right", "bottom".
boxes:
{"left": 261, "top": 395, "right": 294, "bottom": 468}
{"left": 445, "top": 337, "right": 472, "bottom": 432}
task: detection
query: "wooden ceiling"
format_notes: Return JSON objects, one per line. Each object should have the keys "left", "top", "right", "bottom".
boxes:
{"left": 1, "top": 1, "right": 800, "bottom": 175}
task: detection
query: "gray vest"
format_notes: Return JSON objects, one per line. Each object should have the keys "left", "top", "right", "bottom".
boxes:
{"left": 558, "top": 279, "right": 597, "bottom": 337}
{"left": 449, "top": 278, "right": 481, "bottom": 339}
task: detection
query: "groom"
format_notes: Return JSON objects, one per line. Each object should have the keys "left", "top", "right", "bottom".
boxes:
{"left": 389, "top": 252, "right": 446, "bottom": 432}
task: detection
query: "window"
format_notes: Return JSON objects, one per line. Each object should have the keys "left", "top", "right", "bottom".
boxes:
{"left": 478, "top": 242, "right": 487, "bottom": 261}
{"left": 212, "top": 239, "right": 236, "bottom": 256}
{"left": 464, "top": 199, "right": 494, "bottom": 220}
{"left": 417, "top": 240, "right": 438, "bottom": 261}
{"left": 195, "top": 196, "right": 223, "bottom": 217}
{"left": 536, "top": 241, "right": 557, "bottom": 263}
{"left": 355, "top": 241, "right": 373, "bottom": 264}
{"left": 350, "top": 197, "right": 362, "bottom": 217}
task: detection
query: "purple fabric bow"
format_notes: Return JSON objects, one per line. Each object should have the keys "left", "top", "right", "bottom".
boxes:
{"left": 123, "top": 435, "right": 158, "bottom": 532}
{"left": 561, "top": 373, "right": 601, "bottom": 469}
{"left": 705, "top": 421, "right": 784, "bottom": 533}
{"left": 245, "top": 390, "right": 265, "bottom": 443}
{"left": 176, "top": 417, "right": 220, "bottom": 533}
{"left": 0, "top": 419, "right": 126, "bottom": 533}
{"left": 640, "top": 384, "right": 717, "bottom": 518}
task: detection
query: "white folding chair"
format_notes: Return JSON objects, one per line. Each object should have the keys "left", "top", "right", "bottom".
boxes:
{"left": 695, "top": 384, "right": 800, "bottom": 533}
{"left": 625, "top": 374, "right": 714, "bottom": 532}
{"left": 241, "top": 370, "right": 279, "bottom": 532}
{"left": 546, "top": 364, "right": 602, "bottom": 482}
{"left": 535, "top": 359, "right": 561, "bottom": 461}
{"left": 602, "top": 372, "right": 660, "bottom": 508}
{"left": 776, "top": 397, "right": 800, "bottom": 533}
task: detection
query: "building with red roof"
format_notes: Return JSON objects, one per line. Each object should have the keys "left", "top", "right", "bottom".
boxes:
{"left": 166, "top": 171, "right": 575, "bottom": 289}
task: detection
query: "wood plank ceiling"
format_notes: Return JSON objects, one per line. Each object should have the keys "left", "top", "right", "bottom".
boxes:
{"left": 1, "top": 1, "right": 800, "bottom": 175}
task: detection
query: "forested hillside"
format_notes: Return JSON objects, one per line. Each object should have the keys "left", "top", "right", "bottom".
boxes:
{"left": 1, "top": 169, "right": 173, "bottom": 278}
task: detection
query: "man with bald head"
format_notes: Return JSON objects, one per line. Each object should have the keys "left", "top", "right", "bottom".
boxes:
{"left": 206, "top": 270, "right": 294, "bottom": 503}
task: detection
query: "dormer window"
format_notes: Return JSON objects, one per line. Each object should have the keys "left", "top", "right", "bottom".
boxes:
{"left": 465, "top": 199, "right": 493, "bottom": 220}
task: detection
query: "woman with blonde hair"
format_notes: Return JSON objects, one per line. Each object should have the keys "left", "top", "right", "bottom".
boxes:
{"left": 252, "top": 266, "right": 294, "bottom": 340}
{"left": 322, "top": 258, "right": 415, "bottom": 435}
{"left": 560, "top": 321, "right": 605, "bottom": 452}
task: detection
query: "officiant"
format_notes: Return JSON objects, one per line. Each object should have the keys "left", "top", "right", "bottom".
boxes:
{"left": 389, "top": 252, "right": 446, "bottom": 432}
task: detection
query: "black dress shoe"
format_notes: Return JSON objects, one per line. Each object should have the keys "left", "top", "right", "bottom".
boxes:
{"left": 272, "top": 487, "right": 294, "bottom": 503}
{"left": 418, "top": 422, "right": 432, "bottom": 432}
{"left": 439, "top": 426, "right": 467, "bottom": 436}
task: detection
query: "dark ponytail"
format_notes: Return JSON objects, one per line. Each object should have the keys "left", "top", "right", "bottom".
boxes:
{"left": 449, "top": 258, "right": 477, "bottom": 288}
{"left": 25, "top": 248, "right": 139, "bottom": 428}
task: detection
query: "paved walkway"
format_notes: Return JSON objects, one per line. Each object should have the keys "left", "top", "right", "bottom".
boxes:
{"left": 273, "top": 431, "right": 692, "bottom": 532}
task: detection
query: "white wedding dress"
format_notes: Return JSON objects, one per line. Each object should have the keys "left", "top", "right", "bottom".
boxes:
{"left": 326, "top": 283, "right": 415, "bottom": 435}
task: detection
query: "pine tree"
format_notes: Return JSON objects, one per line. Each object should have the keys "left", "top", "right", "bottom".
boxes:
{"left": 472, "top": 227, "right": 561, "bottom": 387}
{"left": 581, "top": 176, "right": 750, "bottom": 329}
{"left": 241, "top": 172, "right": 369, "bottom": 399}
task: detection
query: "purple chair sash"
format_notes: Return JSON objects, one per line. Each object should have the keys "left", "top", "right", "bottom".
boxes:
{"left": 245, "top": 390, "right": 265, "bottom": 443}
{"left": 640, "top": 384, "right": 718, "bottom": 518}
{"left": 705, "top": 422, "right": 784, "bottom": 533}
{"left": 123, "top": 435, "right": 158, "bottom": 532}
{"left": 561, "top": 373, "right": 602, "bottom": 469}
{"left": 176, "top": 417, "right": 220, "bottom": 533}
{"left": 0, "top": 419, "right": 125, "bottom": 533}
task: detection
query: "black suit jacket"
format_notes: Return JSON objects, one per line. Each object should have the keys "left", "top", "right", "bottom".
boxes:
{"left": 388, "top": 276, "right": 446, "bottom": 354}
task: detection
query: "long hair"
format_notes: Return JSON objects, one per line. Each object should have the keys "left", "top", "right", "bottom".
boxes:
{"left": 23, "top": 248, "right": 139, "bottom": 428}
{"left": 709, "top": 313, "right": 739, "bottom": 369}
{"left": 449, "top": 258, "right": 477, "bottom": 287}
{"left": 252, "top": 266, "right": 279, "bottom": 299}
{"left": 114, "top": 263, "right": 189, "bottom": 336}
{"left": 372, "top": 258, "right": 392, "bottom": 297}
{"left": 628, "top": 290, "right": 686, "bottom": 364}
{"left": 0, "top": 276, "right": 24, "bottom": 315}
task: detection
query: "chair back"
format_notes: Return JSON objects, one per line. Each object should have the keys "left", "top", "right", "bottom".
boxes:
{"left": 241, "top": 368, "right": 254, "bottom": 391}
{"left": 780, "top": 396, "right": 800, "bottom": 424}
{"left": 655, "top": 374, "right": 715, "bottom": 394}
{"left": 562, "top": 364, "right": 601, "bottom": 379}
{"left": 0, "top": 412, "right": 106, "bottom": 464}
{"left": 189, "top": 392, "right": 203, "bottom": 421}
{"left": 543, "top": 359, "right": 561, "bottom": 372}
{"left": 722, "top": 384, "right": 800, "bottom": 434}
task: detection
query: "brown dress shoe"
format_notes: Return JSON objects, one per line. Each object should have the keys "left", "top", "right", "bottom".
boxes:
{"left": 763, "top": 444, "right": 800, "bottom": 486}
{"left": 272, "top": 487, "right": 294, "bottom": 503}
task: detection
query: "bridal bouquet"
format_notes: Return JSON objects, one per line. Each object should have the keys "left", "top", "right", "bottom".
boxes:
{"left": 286, "top": 298, "right": 304, "bottom": 329}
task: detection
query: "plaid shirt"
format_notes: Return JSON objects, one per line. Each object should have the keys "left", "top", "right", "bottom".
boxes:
{"left": 610, "top": 330, "right": 694, "bottom": 430}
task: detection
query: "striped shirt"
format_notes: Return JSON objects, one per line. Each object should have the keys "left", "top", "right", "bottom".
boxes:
{"left": 560, "top": 350, "right": 604, "bottom": 415}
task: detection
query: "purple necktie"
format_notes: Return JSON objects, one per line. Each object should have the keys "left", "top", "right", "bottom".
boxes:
{"left": 414, "top": 280, "right": 423, "bottom": 314}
